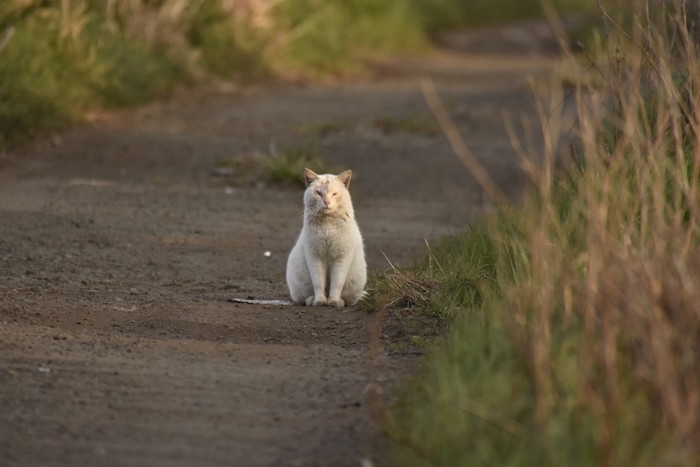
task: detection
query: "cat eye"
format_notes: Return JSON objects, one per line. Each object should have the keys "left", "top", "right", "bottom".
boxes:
{"left": 332, "top": 192, "right": 338, "bottom": 196}
{"left": 316, "top": 190, "right": 322, "bottom": 196}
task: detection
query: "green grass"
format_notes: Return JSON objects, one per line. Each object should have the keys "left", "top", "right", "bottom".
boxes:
{"left": 381, "top": 207, "right": 678, "bottom": 466}
{"left": 382, "top": 199, "right": 696, "bottom": 465}
{"left": 211, "top": 142, "right": 328, "bottom": 188}
{"left": 370, "top": 3, "right": 700, "bottom": 465}
{"left": 0, "top": 4, "right": 174, "bottom": 145}
{"left": 269, "top": 0, "right": 427, "bottom": 74}
{"left": 265, "top": 143, "right": 327, "bottom": 187}
{"left": 380, "top": 193, "right": 699, "bottom": 466}
{"left": 186, "top": 1, "right": 268, "bottom": 79}
{"left": 0, "top": 0, "right": 265, "bottom": 148}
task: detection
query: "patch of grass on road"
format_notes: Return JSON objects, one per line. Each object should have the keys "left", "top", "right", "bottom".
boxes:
{"left": 265, "top": 143, "right": 327, "bottom": 187}
{"left": 211, "top": 142, "right": 327, "bottom": 188}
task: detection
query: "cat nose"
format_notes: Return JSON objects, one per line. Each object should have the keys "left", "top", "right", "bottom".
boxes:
{"left": 323, "top": 198, "right": 331, "bottom": 206}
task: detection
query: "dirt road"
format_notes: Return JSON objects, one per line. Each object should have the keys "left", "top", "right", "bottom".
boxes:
{"left": 0, "top": 27, "right": 558, "bottom": 466}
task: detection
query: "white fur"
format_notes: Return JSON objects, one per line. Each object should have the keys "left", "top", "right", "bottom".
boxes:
{"left": 286, "top": 168, "right": 367, "bottom": 308}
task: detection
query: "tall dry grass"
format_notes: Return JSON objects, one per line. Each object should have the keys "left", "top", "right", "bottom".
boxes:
{"left": 384, "top": 1, "right": 700, "bottom": 465}
{"left": 524, "top": 2, "right": 700, "bottom": 457}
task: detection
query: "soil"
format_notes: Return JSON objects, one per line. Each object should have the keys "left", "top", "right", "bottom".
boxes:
{"left": 0, "top": 25, "right": 563, "bottom": 467}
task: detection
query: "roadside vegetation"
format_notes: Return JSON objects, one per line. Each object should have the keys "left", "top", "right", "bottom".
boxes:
{"left": 0, "top": 0, "right": 267, "bottom": 147}
{"left": 0, "top": 0, "right": 593, "bottom": 149}
{"left": 372, "top": 2, "right": 700, "bottom": 465}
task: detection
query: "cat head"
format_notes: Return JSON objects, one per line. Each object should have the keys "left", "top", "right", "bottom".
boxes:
{"left": 303, "top": 168, "right": 352, "bottom": 215}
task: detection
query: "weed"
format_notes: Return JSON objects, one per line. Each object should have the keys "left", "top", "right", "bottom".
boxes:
{"left": 264, "top": 143, "right": 327, "bottom": 187}
{"left": 210, "top": 142, "right": 328, "bottom": 188}
{"left": 368, "top": 225, "right": 498, "bottom": 324}
{"left": 380, "top": 2, "right": 700, "bottom": 465}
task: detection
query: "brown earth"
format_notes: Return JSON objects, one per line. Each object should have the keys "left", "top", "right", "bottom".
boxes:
{"left": 0, "top": 26, "right": 563, "bottom": 467}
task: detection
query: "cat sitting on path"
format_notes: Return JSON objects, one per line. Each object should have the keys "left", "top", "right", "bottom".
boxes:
{"left": 286, "top": 168, "right": 367, "bottom": 308}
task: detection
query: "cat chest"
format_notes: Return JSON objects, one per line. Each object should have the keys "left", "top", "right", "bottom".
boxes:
{"left": 307, "top": 228, "right": 353, "bottom": 259}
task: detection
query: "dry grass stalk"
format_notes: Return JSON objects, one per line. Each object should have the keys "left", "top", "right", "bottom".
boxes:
{"left": 420, "top": 78, "right": 510, "bottom": 207}
{"left": 382, "top": 266, "right": 439, "bottom": 310}
{"left": 482, "top": 2, "right": 700, "bottom": 462}
{"left": 518, "top": 1, "right": 699, "bottom": 459}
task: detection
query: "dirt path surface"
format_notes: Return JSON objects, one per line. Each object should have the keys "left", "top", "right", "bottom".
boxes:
{"left": 0, "top": 29, "right": 558, "bottom": 466}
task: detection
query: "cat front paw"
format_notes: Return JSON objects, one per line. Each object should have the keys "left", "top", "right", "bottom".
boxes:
{"left": 307, "top": 296, "right": 327, "bottom": 306}
{"left": 328, "top": 298, "right": 345, "bottom": 309}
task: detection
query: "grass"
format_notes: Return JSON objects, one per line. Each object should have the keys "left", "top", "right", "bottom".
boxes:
{"left": 211, "top": 142, "right": 327, "bottom": 188}
{"left": 377, "top": 225, "right": 498, "bottom": 321}
{"left": 0, "top": 0, "right": 598, "bottom": 150}
{"left": 370, "top": 2, "right": 700, "bottom": 465}
{"left": 268, "top": 0, "right": 427, "bottom": 75}
{"left": 268, "top": 0, "right": 599, "bottom": 75}
{"left": 0, "top": 3, "right": 151, "bottom": 145}
{"left": 265, "top": 142, "right": 327, "bottom": 187}
{"left": 0, "top": 0, "right": 266, "bottom": 148}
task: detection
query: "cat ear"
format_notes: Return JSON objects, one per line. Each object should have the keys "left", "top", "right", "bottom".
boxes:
{"left": 303, "top": 168, "right": 319, "bottom": 187}
{"left": 337, "top": 170, "right": 352, "bottom": 188}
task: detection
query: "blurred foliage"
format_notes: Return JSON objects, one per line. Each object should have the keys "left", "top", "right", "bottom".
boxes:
{"left": 0, "top": 0, "right": 596, "bottom": 148}
{"left": 270, "top": 0, "right": 426, "bottom": 74}
{"left": 0, "top": 0, "right": 267, "bottom": 146}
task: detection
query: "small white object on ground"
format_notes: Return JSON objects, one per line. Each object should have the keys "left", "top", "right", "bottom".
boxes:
{"left": 230, "top": 298, "right": 294, "bottom": 306}
{"left": 263, "top": 251, "right": 271, "bottom": 257}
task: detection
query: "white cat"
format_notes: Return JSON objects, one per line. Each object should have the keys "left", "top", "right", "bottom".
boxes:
{"left": 286, "top": 168, "right": 367, "bottom": 308}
